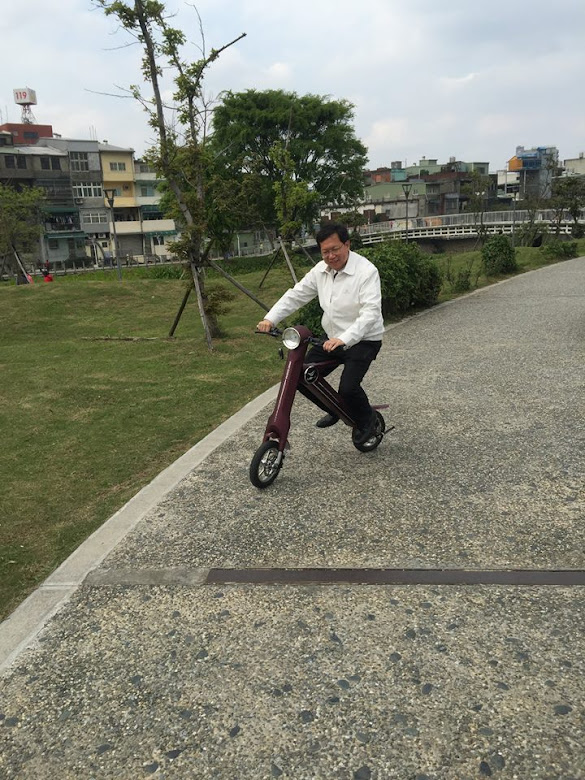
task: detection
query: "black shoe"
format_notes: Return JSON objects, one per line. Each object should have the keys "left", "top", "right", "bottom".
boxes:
{"left": 316, "top": 413, "right": 339, "bottom": 428}
{"left": 353, "top": 411, "right": 377, "bottom": 445}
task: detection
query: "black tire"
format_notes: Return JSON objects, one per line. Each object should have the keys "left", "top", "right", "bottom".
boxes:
{"left": 249, "top": 440, "right": 283, "bottom": 488}
{"left": 352, "top": 410, "right": 386, "bottom": 453}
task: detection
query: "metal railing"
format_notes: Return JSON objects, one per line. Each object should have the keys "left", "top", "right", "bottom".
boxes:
{"left": 357, "top": 209, "right": 584, "bottom": 243}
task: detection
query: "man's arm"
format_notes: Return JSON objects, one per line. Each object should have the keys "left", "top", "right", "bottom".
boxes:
{"left": 256, "top": 268, "right": 319, "bottom": 331}
{"left": 256, "top": 318, "right": 274, "bottom": 332}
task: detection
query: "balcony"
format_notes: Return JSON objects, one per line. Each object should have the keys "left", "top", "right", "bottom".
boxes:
{"left": 45, "top": 218, "right": 81, "bottom": 233}
{"left": 112, "top": 220, "right": 142, "bottom": 235}
{"left": 137, "top": 196, "right": 160, "bottom": 207}
{"left": 104, "top": 196, "right": 136, "bottom": 208}
{"left": 142, "top": 218, "right": 178, "bottom": 234}
{"left": 135, "top": 170, "right": 159, "bottom": 182}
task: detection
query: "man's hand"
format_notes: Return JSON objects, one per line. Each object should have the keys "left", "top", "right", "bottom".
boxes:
{"left": 323, "top": 337, "right": 345, "bottom": 352}
{"left": 256, "top": 319, "right": 274, "bottom": 332}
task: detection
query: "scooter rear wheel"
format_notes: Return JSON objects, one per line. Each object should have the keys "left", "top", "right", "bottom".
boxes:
{"left": 250, "top": 440, "right": 283, "bottom": 488}
{"left": 352, "top": 410, "right": 386, "bottom": 453}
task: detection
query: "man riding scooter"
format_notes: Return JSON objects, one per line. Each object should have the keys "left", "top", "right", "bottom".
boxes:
{"left": 256, "top": 222, "right": 384, "bottom": 445}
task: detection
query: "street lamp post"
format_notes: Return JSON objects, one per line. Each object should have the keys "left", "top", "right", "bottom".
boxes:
{"left": 103, "top": 188, "right": 122, "bottom": 281}
{"left": 401, "top": 182, "right": 412, "bottom": 243}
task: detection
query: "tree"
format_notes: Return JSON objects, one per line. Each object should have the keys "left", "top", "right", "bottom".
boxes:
{"left": 549, "top": 175, "right": 585, "bottom": 237}
{"left": 462, "top": 171, "right": 491, "bottom": 246}
{"left": 0, "top": 184, "right": 45, "bottom": 280}
{"left": 96, "top": 0, "right": 262, "bottom": 349}
{"left": 210, "top": 89, "right": 368, "bottom": 235}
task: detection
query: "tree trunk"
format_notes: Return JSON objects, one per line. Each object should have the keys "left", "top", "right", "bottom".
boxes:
{"left": 190, "top": 262, "right": 217, "bottom": 350}
{"left": 169, "top": 286, "right": 192, "bottom": 337}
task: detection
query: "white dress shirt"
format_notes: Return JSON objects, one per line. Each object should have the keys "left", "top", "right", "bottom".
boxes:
{"left": 264, "top": 250, "right": 384, "bottom": 348}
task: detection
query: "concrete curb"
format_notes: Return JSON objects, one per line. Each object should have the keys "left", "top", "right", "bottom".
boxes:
{"left": 0, "top": 386, "right": 278, "bottom": 672}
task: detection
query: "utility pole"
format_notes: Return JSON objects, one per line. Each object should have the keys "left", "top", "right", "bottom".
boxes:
{"left": 402, "top": 182, "right": 412, "bottom": 243}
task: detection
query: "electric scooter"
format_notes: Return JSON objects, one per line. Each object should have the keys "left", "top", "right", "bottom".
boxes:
{"left": 249, "top": 325, "right": 390, "bottom": 489}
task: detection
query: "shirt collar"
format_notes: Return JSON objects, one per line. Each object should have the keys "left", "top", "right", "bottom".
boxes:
{"left": 318, "top": 250, "right": 356, "bottom": 275}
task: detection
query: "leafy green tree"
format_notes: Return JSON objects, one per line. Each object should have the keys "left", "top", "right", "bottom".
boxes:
{"left": 549, "top": 176, "right": 585, "bottom": 237}
{"left": 269, "top": 141, "right": 318, "bottom": 240}
{"left": 96, "top": 0, "right": 260, "bottom": 349}
{"left": 462, "top": 171, "right": 491, "bottom": 245}
{"left": 0, "top": 184, "right": 45, "bottom": 278}
{"left": 210, "top": 89, "right": 368, "bottom": 235}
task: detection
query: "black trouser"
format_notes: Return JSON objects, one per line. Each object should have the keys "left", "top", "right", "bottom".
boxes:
{"left": 298, "top": 340, "right": 382, "bottom": 429}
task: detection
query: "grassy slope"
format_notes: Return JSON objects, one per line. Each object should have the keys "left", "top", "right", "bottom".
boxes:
{"left": 0, "top": 269, "right": 292, "bottom": 618}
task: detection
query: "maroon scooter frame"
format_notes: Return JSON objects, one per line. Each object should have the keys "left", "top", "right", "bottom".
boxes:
{"left": 261, "top": 324, "right": 356, "bottom": 451}
{"left": 249, "top": 325, "right": 388, "bottom": 488}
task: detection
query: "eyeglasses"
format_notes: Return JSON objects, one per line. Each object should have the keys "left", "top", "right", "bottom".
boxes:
{"left": 321, "top": 244, "right": 346, "bottom": 258}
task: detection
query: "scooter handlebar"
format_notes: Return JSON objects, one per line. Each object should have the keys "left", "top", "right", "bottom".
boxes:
{"left": 255, "top": 327, "right": 282, "bottom": 337}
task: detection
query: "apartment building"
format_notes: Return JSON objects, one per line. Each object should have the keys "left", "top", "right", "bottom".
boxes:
{"left": 1, "top": 119, "right": 180, "bottom": 269}
{"left": 37, "top": 137, "right": 110, "bottom": 263}
{"left": 508, "top": 145, "right": 559, "bottom": 199}
{"left": 0, "top": 134, "right": 87, "bottom": 265}
{"left": 134, "top": 159, "right": 178, "bottom": 258}
{"left": 563, "top": 152, "right": 585, "bottom": 177}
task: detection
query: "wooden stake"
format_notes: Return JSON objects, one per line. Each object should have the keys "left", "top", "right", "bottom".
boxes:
{"left": 168, "top": 286, "right": 192, "bottom": 337}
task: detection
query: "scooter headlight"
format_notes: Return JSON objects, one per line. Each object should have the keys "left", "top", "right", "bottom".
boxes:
{"left": 282, "top": 327, "right": 302, "bottom": 350}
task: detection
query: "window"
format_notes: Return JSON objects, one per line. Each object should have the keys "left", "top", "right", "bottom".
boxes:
{"left": 72, "top": 181, "right": 103, "bottom": 198}
{"left": 48, "top": 239, "right": 59, "bottom": 250}
{"left": 81, "top": 211, "right": 109, "bottom": 224}
{"left": 5, "top": 155, "right": 28, "bottom": 169}
{"left": 70, "top": 152, "right": 89, "bottom": 172}
{"left": 138, "top": 163, "right": 153, "bottom": 173}
{"left": 152, "top": 235, "right": 165, "bottom": 246}
{"left": 23, "top": 131, "right": 39, "bottom": 141}
{"left": 40, "top": 156, "right": 61, "bottom": 171}
{"left": 109, "top": 161, "right": 126, "bottom": 171}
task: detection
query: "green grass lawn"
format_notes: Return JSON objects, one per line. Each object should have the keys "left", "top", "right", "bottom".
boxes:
{"left": 0, "top": 267, "right": 293, "bottom": 618}
{"left": 1, "top": 242, "right": 583, "bottom": 619}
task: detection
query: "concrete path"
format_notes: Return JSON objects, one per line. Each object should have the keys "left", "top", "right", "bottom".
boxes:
{"left": 1, "top": 258, "right": 584, "bottom": 779}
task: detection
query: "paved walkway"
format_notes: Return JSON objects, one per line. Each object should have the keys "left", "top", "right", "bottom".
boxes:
{"left": 1, "top": 258, "right": 584, "bottom": 779}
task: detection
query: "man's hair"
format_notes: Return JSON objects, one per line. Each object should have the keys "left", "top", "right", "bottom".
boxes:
{"left": 316, "top": 222, "right": 350, "bottom": 246}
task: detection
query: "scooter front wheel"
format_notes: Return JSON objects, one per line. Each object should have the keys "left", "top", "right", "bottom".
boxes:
{"left": 352, "top": 411, "right": 386, "bottom": 453}
{"left": 250, "top": 440, "right": 283, "bottom": 488}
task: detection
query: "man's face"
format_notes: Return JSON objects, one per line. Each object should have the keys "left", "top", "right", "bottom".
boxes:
{"left": 320, "top": 233, "right": 350, "bottom": 272}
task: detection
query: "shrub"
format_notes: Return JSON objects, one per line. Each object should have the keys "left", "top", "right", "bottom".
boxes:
{"left": 451, "top": 268, "right": 472, "bottom": 293}
{"left": 540, "top": 240, "right": 578, "bottom": 260}
{"left": 362, "top": 242, "right": 441, "bottom": 317}
{"left": 481, "top": 235, "right": 518, "bottom": 276}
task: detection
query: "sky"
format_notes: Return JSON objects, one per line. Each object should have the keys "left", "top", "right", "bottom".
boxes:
{"left": 2, "top": 0, "right": 584, "bottom": 172}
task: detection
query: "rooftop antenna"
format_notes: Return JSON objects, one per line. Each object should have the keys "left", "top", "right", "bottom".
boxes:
{"left": 13, "top": 87, "right": 37, "bottom": 124}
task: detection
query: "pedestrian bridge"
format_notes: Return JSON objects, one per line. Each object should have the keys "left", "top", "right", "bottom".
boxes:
{"left": 357, "top": 209, "right": 584, "bottom": 245}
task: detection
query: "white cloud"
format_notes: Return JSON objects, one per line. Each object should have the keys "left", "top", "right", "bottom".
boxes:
{"left": 439, "top": 73, "right": 479, "bottom": 91}
{"left": 1, "top": 0, "right": 584, "bottom": 168}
